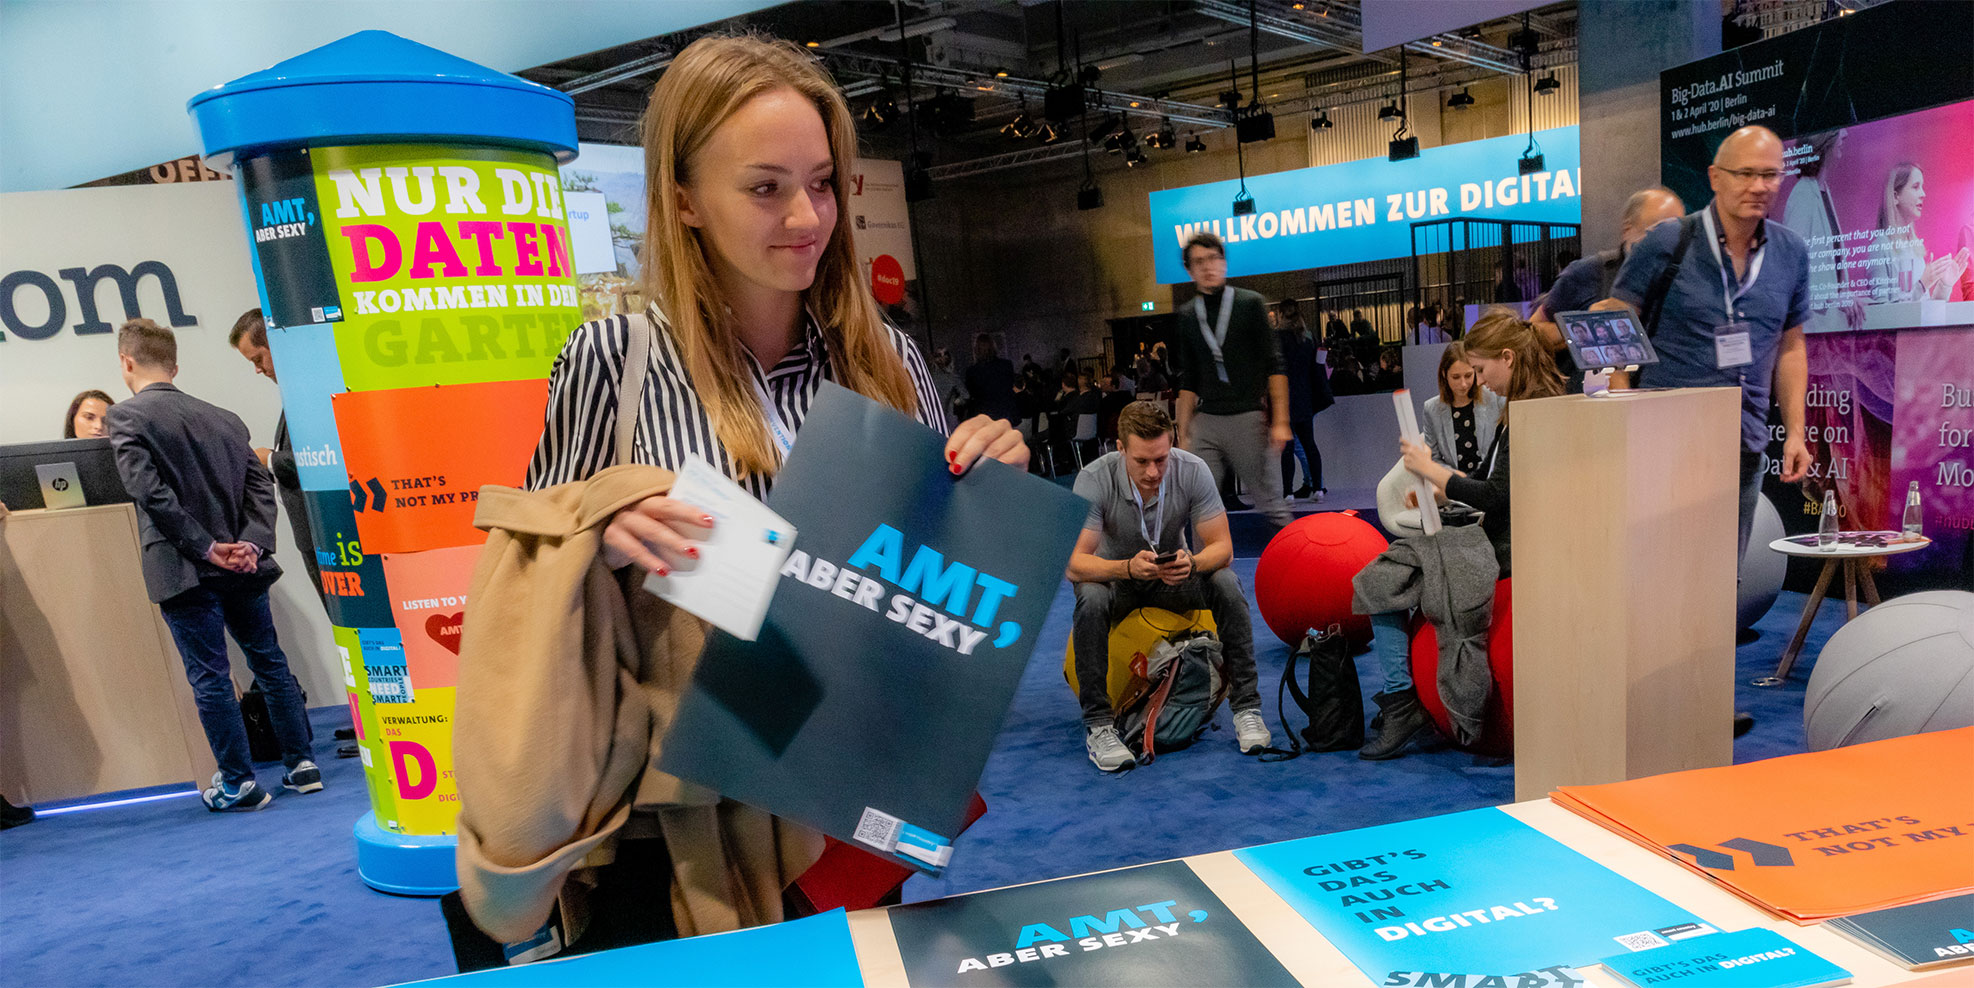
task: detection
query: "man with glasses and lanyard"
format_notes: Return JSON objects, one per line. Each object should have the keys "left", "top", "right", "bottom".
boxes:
{"left": 1603, "top": 125, "right": 1813, "bottom": 566}
{"left": 1066, "top": 400, "right": 1271, "bottom": 772}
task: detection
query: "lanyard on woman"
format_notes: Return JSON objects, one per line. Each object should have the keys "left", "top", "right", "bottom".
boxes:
{"left": 1191, "top": 292, "right": 1235, "bottom": 383}
{"left": 1130, "top": 466, "right": 1167, "bottom": 552}
{"left": 750, "top": 372, "right": 796, "bottom": 462}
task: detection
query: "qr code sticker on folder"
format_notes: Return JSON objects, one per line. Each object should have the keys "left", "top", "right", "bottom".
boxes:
{"left": 1613, "top": 930, "right": 1670, "bottom": 951}
{"left": 854, "top": 807, "right": 902, "bottom": 854}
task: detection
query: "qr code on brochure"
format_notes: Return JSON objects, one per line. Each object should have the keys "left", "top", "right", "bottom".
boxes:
{"left": 1613, "top": 930, "right": 1671, "bottom": 951}
{"left": 854, "top": 806, "right": 902, "bottom": 853}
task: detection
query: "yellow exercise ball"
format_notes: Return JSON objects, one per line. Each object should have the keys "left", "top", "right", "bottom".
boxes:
{"left": 1063, "top": 606, "right": 1218, "bottom": 712}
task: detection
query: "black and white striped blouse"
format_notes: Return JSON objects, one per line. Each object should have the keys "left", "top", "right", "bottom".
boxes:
{"left": 526, "top": 304, "right": 949, "bottom": 499}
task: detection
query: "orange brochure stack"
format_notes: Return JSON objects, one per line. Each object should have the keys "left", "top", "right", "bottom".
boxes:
{"left": 1552, "top": 727, "right": 1974, "bottom": 923}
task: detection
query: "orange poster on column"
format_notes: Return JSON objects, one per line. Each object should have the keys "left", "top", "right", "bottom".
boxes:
{"left": 1553, "top": 727, "right": 1974, "bottom": 922}
{"left": 332, "top": 379, "right": 548, "bottom": 554}
{"left": 379, "top": 546, "right": 482, "bottom": 690}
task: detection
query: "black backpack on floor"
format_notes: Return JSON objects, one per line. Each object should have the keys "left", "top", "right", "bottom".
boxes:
{"left": 1263, "top": 624, "right": 1365, "bottom": 760}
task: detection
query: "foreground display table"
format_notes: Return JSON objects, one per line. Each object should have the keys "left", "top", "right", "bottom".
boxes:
{"left": 1756, "top": 534, "right": 1931, "bottom": 686}
{"left": 1509, "top": 388, "right": 1741, "bottom": 801}
{"left": 837, "top": 798, "right": 1945, "bottom": 988}
{"left": 0, "top": 505, "right": 214, "bottom": 802}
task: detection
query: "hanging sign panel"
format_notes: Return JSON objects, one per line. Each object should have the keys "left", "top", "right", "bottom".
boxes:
{"left": 1147, "top": 127, "right": 1581, "bottom": 284}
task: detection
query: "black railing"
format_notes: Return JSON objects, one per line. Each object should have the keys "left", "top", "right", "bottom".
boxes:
{"left": 1410, "top": 216, "right": 1581, "bottom": 335}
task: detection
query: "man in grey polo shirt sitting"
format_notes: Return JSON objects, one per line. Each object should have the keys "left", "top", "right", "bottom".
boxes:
{"left": 1067, "top": 400, "right": 1271, "bottom": 772}
{"left": 1605, "top": 125, "right": 1813, "bottom": 563}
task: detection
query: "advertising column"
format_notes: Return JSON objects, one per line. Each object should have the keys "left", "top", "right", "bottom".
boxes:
{"left": 190, "top": 30, "right": 579, "bottom": 894}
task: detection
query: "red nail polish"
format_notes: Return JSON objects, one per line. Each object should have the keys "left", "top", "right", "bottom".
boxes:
{"left": 950, "top": 463, "right": 962, "bottom": 475}
{"left": 701, "top": 515, "right": 715, "bottom": 527}
{"left": 686, "top": 546, "right": 700, "bottom": 559}
{"left": 947, "top": 450, "right": 957, "bottom": 462}
{"left": 654, "top": 566, "right": 669, "bottom": 577}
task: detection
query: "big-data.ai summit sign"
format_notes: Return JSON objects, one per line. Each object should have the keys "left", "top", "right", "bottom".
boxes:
{"left": 1149, "top": 127, "right": 1581, "bottom": 283}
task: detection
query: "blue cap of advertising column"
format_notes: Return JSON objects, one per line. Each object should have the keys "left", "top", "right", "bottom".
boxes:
{"left": 189, "top": 31, "right": 580, "bottom": 897}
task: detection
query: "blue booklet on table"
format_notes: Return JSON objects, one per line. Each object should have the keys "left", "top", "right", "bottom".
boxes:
{"left": 1234, "top": 807, "right": 1718, "bottom": 987}
{"left": 1599, "top": 928, "right": 1850, "bottom": 988}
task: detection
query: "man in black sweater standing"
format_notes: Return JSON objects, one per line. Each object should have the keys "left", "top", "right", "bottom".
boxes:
{"left": 1172, "top": 232, "right": 1292, "bottom": 529}
{"left": 107, "top": 319, "right": 320, "bottom": 812}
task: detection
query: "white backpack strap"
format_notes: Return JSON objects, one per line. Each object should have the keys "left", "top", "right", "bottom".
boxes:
{"left": 613, "top": 310, "right": 652, "bottom": 467}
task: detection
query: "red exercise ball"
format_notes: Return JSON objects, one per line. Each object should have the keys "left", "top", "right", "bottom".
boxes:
{"left": 1408, "top": 578, "right": 1515, "bottom": 757}
{"left": 1253, "top": 511, "right": 1389, "bottom": 648}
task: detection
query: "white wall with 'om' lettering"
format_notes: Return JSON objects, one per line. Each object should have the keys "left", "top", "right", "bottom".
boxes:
{"left": 2, "top": 181, "right": 343, "bottom": 702}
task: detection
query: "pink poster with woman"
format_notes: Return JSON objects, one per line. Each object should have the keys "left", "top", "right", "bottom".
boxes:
{"left": 1777, "top": 100, "right": 1974, "bottom": 332}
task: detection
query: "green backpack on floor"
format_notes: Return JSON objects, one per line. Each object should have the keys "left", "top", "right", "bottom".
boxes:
{"left": 1114, "top": 630, "right": 1227, "bottom": 762}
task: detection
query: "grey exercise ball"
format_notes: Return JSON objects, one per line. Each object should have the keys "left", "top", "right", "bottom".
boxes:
{"left": 1737, "top": 495, "right": 1787, "bottom": 629}
{"left": 1804, "top": 591, "right": 1974, "bottom": 751}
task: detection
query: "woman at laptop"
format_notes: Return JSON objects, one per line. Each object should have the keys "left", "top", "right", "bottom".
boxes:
{"left": 1357, "top": 311, "right": 1564, "bottom": 761}
{"left": 63, "top": 389, "right": 115, "bottom": 439}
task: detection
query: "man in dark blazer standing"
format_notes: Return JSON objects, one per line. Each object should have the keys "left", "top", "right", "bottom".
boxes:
{"left": 107, "top": 319, "right": 320, "bottom": 812}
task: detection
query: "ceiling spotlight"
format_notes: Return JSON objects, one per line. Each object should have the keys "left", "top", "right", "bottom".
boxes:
{"left": 1001, "top": 112, "right": 1033, "bottom": 139}
{"left": 861, "top": 92, "right": 895, "bottom": 129}
{"left": 1533, "top": 72, "right": 1561, "bottom": 96}
{"left": 1144, "top": 119, "right": 1176, "bottom": 149}
{"left": 1077, "top": 177, "right": 1104, "bottom": 210}
{"left": 1447, "top": 87, "right": 1476, "bottom": 109}
{"left": 1309, "top": 110, "right": 1333, "bottom": 130}
{"left": 995, "top": 68, "right": 1010, "bottom": 78}
{"left": 1078, "top": 64, "right": 1102, "bottom": 87}
{"left": 1124, "top": 147, "right": 1147, "bottom": 168}
{"left": 1087, "top": 112, "right": 1123, "bottom": 145}
{"left": 1184, "top": 132, "right": 1206, "bottom": 153}
{"left": 805, "top": 41, "right": 820, "bottom": 48}
{"left": 1377, "top": 100, "right": 1401, "bottom": 120}
{"left": 1431, "top": 39, "right": 1443, "bottom": 47}
{"left": 1039, "top": 121, "right": 1062, "bottom": 143}
{"left": 1218, "top": 89, "right": 1244, "bottom": 109}
{"left": 1103, "top": 131, "right": 1125, "bottom": 153}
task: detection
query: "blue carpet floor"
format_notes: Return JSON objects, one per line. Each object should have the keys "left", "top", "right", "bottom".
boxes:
{"left": 0, "top": 576, "right": 1845, "bottom": 988}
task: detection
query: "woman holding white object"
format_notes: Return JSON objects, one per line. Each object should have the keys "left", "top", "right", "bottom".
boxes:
{"left": 1358, "top": 312, "right": 1563, "bottom": 761}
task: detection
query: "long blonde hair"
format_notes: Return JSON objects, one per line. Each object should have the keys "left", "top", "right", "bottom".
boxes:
{"left": 1875, "top": 162, "right": 1922, "bottom": 257}
{"left": 641, "top": 35, "right": 917, "bottom": 479}
{"left": 1461, "top": 309, "right": 1565, "bottom": 401}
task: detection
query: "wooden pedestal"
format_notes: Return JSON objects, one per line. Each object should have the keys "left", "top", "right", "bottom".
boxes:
{"left": 1511, "top": 388, "right": 1740, "bottom": 802}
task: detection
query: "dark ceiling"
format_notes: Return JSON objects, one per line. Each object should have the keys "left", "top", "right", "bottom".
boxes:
{"left": 516, "top": 1, "right": 1579, "bottom": 179}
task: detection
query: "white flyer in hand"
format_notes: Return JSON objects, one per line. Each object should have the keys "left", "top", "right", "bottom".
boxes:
{"left": 642, "top": 456, "right": 796, "bottom": 641}
{"left": 1392, "top": 390, "right": 1441, "bottom": 536}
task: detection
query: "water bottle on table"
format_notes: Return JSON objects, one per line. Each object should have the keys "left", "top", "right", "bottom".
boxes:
{"left": 1901, "top": 480, "right": 1923, "bottom": 540}
{"left": 1818, "top": 489, "right": 1839, "bottom": 551}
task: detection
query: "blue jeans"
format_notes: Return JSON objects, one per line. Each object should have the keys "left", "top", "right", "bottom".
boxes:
{"left": 158, "top": 575, "right": 313, "bottom": 787}
{"left": 1369, "top": 611, "right": 1413, "bottom": 694}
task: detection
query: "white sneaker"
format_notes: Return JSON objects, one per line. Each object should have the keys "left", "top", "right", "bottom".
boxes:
{"left": 1233, "top": 709, "right": 1272, "bottom": 753}
{"left": 1085, "top": 725, "right": 1137, "bottom": 772}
